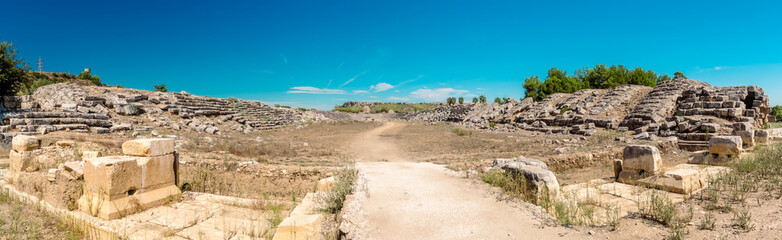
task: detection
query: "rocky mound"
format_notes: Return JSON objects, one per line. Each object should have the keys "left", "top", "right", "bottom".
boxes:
{"left": 403, "top": 79, "right": 772, "bottom": 141}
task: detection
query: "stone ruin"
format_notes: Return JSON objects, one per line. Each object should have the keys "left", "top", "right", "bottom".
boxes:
{"left": 4, "top": 135, "right": 181, "bottom": 220}
{"left": 78, "top": 138, "right": 181, "bottom": 220}
{"left": 404, "top": 78, "right": 771, "bottom": 150}
{"left": 0, "top": 83, "right": 324, "bottom": 140}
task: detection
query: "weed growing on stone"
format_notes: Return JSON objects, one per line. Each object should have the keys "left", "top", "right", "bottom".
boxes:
{"left": 320, "top": 163, "right": 357, "bottom": 214}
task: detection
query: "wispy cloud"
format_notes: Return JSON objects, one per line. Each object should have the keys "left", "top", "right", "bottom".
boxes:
{"left": 387, "top": 96, "right": 411, "bottom": 102}
{"left": 398, "top": 75, "right": 424, "bottom": 87}
{"left": 370, "top": 82, "right": 394, "bottom": 92}
{"left": 279, "top": 52, "right": 288, "bottom": 64}
{"left": 287, "top": 86, "right": 345, "bottom": 94}
{"left": 410, "top": 88, "right": 469, "bottom": 101}
{"left": 353, "top": 90, "right": 370, "bottom": 94}
{"left": 339, "top": 70, "right": 368, "bottom": 88}
{"left": 327, "top": 79, "right": 333, "bottom": 87}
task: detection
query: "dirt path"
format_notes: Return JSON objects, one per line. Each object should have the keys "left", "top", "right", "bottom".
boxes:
{"left": 346, "top": 122, "right": 581, "bottom": 240}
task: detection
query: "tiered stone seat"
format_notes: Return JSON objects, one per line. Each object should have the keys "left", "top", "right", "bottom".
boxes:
{"left": 2, "top": 112, "right": 112, "bottom": 133}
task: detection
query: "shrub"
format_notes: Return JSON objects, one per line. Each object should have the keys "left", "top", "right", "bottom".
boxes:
{"left": 458, "top": 97, "right": 464, "bottom": 104}
{"left": 19, "top": 78, "right": 64, "bottom": 95}
{"left": 479, "top": 95, "right": 486, "bottom": 103}
{"left": 494, "top": 97, "right": 501, "bottom": 104}
{"left": 451, "top": 128, "right": 471, "bottom": 136}
{"left": 154, "top": 84, "right": 168, "bottom": 92}
{"left": 472, "top": 97, "right": 478, "bottom": 103}
{"left": 77, "top": 71, "right": 102, "bottom": 86}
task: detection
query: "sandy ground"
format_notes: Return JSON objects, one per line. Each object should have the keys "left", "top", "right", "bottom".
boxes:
{"left": 347, "top": 122, "right": 586, "bottom": 239}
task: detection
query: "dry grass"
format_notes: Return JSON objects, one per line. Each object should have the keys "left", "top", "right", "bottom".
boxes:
{"left": 0, "top": 188, "right": 83, "bottom": 240}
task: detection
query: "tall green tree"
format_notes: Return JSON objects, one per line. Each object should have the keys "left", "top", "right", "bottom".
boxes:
{"left": 523, "top": 75, "right": 542, "bottom": 100}
{"left": 472, "top": 97, "right": 478, "bottom": 103}
{"left": 458, "top": 97, "right": 464, "bottom": 104}
{"left": 0, "top": 38, "right": 29, "bottom": 95}
{"left": 479, "top": 95, "right": 486, "bottom": 103}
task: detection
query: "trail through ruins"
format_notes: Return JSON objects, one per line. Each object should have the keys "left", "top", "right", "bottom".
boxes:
{"left": 347, "top": 122, "right": 577, "bottom": 240}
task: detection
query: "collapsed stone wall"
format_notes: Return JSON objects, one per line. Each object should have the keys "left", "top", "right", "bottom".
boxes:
{"left": 0, "top": 83, "right": 325, "bottom": 137}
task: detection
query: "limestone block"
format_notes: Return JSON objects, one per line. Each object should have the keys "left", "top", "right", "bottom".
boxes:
{"left": 734, "top": 130, "right": 755, "bottom": 147}
{"left": 708, "top": 136, "right": 742, "bottom": 159}
{"left": 9, "top": 149, "right": 37, "bottom": 173}
{"left": 502, "top": 163, "right": 560, "bottom": 193}
{"left": 613, "top": 159, "right": 623, "bottom": 179}
{"left": 122, "top": 138, "right": 174, "bottom": 157}
{"left": 622, "top": 145, "right": 662, "bottom": 173}
{"left": 290, "top": 192, "right": 323, "bottom": 216}
{"left": 733, "top": 122, "right": 753, "bottom": 131}
{"left": 700, "top": 123, "right": 720, "bottom": 133}
{"left": 82, "top": 151, "right": 101, "bottom": 158}
{"left": 316, "top": 176, "right": 335, "bottom": 192}
{"left": 755, "top": 130, "right": 770, "bottom": 144}
{"left": 83, "top": 156, "right": 143, "bottom": 198}
{"left": 272, "top": 214, "right": 324, "bottom": 240}
{"left": 617, "top": 169, "right": 646, "bottom": 184}
{"left": 12, "top": 135, "right": 40, "bottom": 152}
{"left": 517, "top": 156, "right": 548, "bottom": 170}
{"left": 136, "top": 154, "right": 176, "bottom": 190}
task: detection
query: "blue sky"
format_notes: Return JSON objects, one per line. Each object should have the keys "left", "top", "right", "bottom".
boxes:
{"left": 3, "top": 0, "right": 781, "bottom": 109}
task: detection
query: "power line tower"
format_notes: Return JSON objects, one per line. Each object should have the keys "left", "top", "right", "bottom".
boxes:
{"left": 37, "top": 57, "right": 43, "bottom": 72}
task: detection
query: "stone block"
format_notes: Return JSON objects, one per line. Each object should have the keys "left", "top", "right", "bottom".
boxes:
{"left": 272, "top": 214, "right": 324, "bottom": 240}
{"left": 733, "top": 122, "right": 753, "bottom": 131}
{"left": 8, "top": 149, "right": 36, "bottom": 174}
{"left": 708, "top": 136, "right": 742, "bottom": 159}
{"left": 83, "top": 156, "right": 143, "bottom": 198}
{"left": 136, "top": 154, "right": 176, "bottom": 190}
{"left": 502, "top": 164, "right": 560, "bottom": 193}
{"left": 82, "top": 151, "right": 101, "bottom": 158}
{"left": 734, "top": 130, "right": 755, "bottom": 147}
{"left": 316, "top": 176, "right": 335, "bottom": 192}
{"left": 622, "top": 145, "right": 662, "bottom": 173}
{"left": 755, "top": 130, "right": 770, "bottom": 144}
{"left": 613, "top": 159, "right": 623, "bottom": 179}
{"left": 122, "top": 138, "right": 174, "bottom": 157}
{"left": 12, "top": 135, "right": 40, "bottom": 152}
{"left": 701, "top": 123, "right": 720, "bottom": 132}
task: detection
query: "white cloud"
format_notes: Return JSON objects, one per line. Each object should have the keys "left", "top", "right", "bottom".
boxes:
{"left": 287, "top": 86, "right": 346, "bottom": 94}
{"left": 410, "top": 88, "right": 469, "bottom": 101}
{"left": 370, "top": 82, "right": 394, "bottom": 92}
{"left": 369, "top": 96, "right": 380, "bottom": 99}
{"left": 387, "top": 96, "right": 411, "bottom": 102}
{"left": 353, "top": 90, "right": 370, "bottom": 94}
{"left": 714, "top": 66, "right": 724, "bottom": 70}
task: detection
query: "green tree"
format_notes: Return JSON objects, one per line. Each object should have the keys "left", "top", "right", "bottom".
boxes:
{"left": 772, "top": 105, "right": 782, "bottom": 121}
{"left": 502, "top": 97, "right": 509, "bottom": 104}
{"left": 472, "top": 97, "right": 478, "bottom": 103}
{"left": 523, "top": 75, "right": 543, "bottom": 101}
{"left": 154, "top": 84, "right": 168, "bottom": 92}
{"left": 479, "top": 95, "right": 486, "bottom": 103}
{"left": 0, "top": 38, "right": 29, "bottom": 95}
{"left": 674, "top": 71, "right": 687, "bottom": 79}
{"left": 494, "top": 97, "right": 501, "bottom": 104}
{"left": 446, "top": 97, "right": 456, "bottom": 105}
{"left": 458, "top": 97, "right": 464, "bottom": 104}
